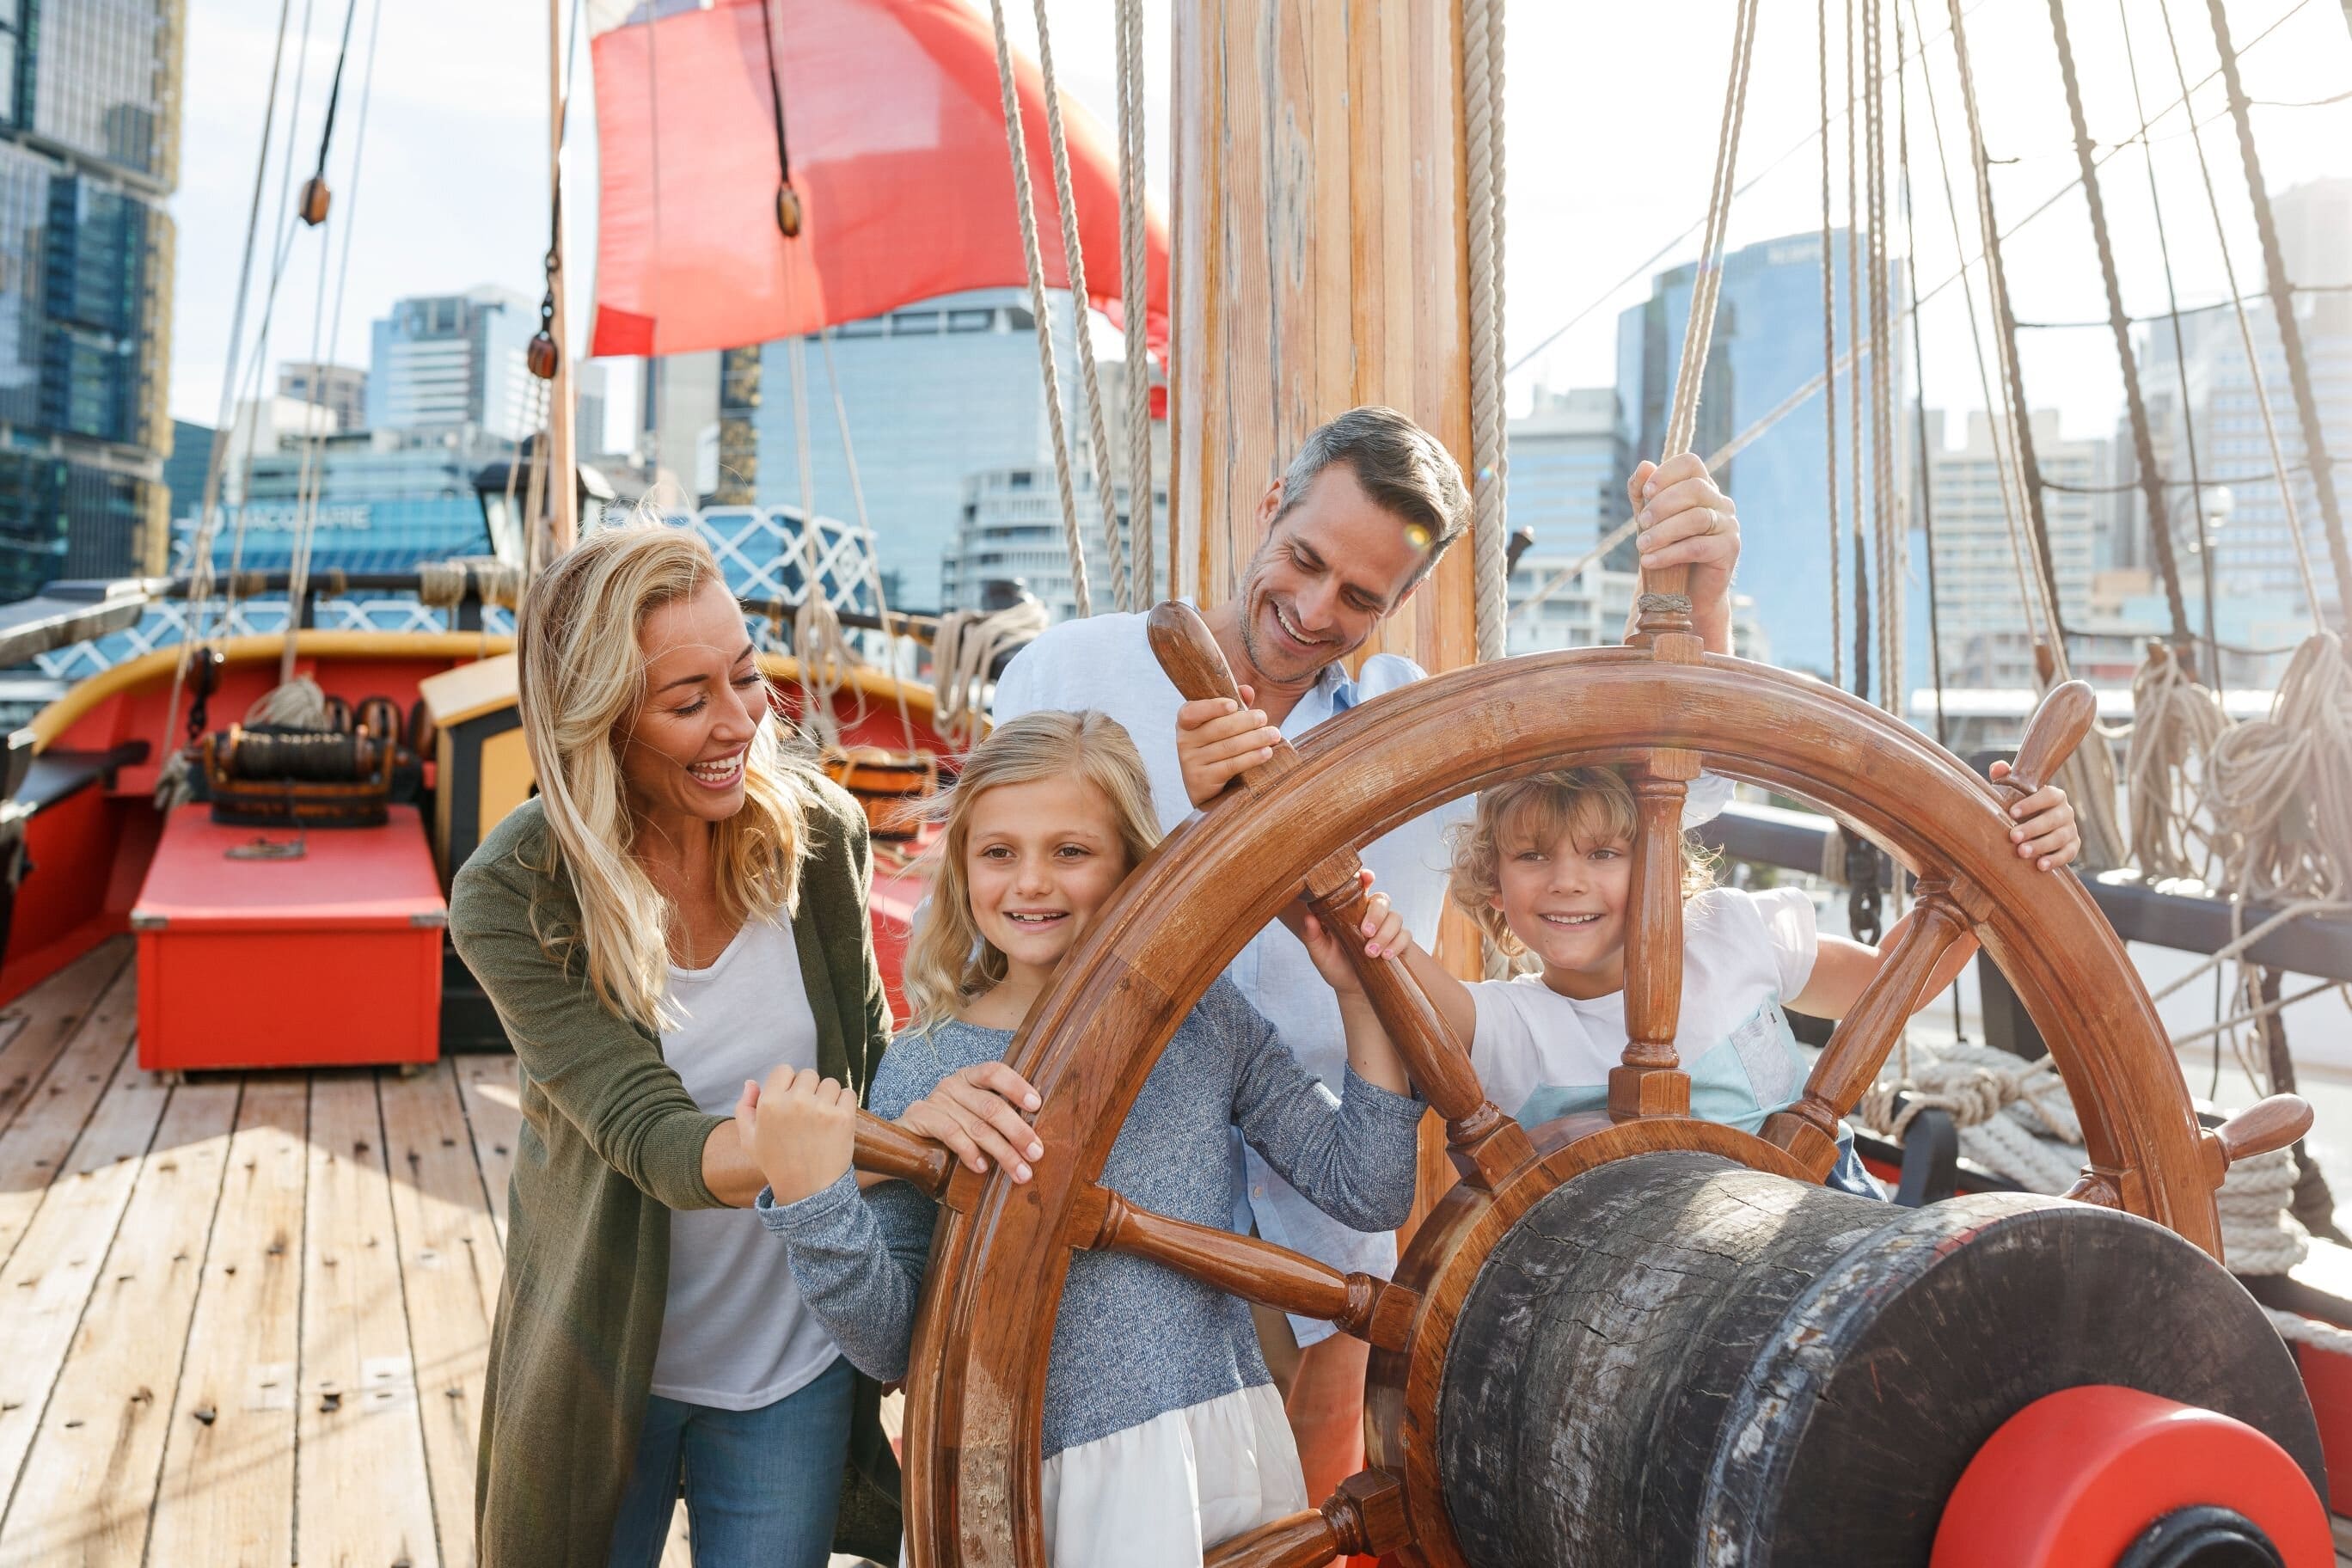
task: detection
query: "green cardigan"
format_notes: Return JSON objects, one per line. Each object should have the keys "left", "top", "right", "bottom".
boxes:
{"left": 449, "top": 779, "right": 901, "bottom": 1566}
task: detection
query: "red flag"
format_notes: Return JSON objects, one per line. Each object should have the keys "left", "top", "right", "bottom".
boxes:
{"left": 589, "top": 0, "right": 1168, "bottom": 360}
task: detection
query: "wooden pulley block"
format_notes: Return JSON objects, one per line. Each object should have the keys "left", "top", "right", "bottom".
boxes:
{"left": 776, "top": 182, "right": 804, "bottom": 237}
{"left": 525, "top": 331, "right": 560, "bottom": 381}
{"left": 298, "top": 175, "right": 331, "bottom": 227}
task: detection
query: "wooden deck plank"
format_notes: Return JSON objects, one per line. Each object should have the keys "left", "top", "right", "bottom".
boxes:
{"left": 451, "top": 1057, "right": 519, "bottom": 1250}
{"left": 297, "top": 1073, "right": 441, "bottom": 1568}
{"left": 0, "top": 1080, "right": 239, "bottom": 1566}
{"left": 379, "top": 1064, "right": 504, "bottom": 1565}
{"left": 144, "top": 1075, "right": 308, "bottom": 1568}
{"left": 0, "top": 962, "right": 138, "bottom": 1269}
{"left": 0, "top": 940, "right": 128, "bottom": 1139}
{"left": 0, "top": 1049, "right": 169, "bottom": 1516}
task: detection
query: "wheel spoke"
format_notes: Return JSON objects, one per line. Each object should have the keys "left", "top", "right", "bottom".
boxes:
{"left": 1202, "top": 1470, "right": 1413, "bottom": 1567}
{"left": 1610, "top": 751, "right": 1700, "bottom": 1120}
{"left": 1763, "top": 883, "right": 1971, "bottom": 1178}
{"left": 1069, "top": 1185, "right": 1418, "bottom": 1349}
{"left": 851, "top": 1112, "right": 976, "bottom": 1210}
{"left": 1146, "top": 600, "right": 1531, "bottom": 1187}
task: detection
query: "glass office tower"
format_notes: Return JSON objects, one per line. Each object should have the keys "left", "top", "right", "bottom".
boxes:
{"left": 0, "top": 0, "right": 181, "bottom": 599}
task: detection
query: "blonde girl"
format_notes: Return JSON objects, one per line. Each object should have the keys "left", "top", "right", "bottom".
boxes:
{"left": 1393, "top": 763, "right": 2079, "bottom": 1191}
{"left": 740, "top": 710, "right": 1423, "bottom": 1565}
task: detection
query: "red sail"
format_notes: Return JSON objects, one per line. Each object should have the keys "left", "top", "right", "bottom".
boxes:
{"left": 589, "top": 0, "right": 1168, "bottom": 360}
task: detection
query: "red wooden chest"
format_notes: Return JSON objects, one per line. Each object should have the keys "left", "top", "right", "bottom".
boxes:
{"left": 133, "top": 805, "right": 444, "bottom": 1070}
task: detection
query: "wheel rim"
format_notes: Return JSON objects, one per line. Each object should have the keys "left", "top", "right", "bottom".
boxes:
{"left": 899, "top": 649, "right": 2215, "bottom": 1568}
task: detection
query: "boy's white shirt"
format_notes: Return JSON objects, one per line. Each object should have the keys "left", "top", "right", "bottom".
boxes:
{"left": 990, "top": 609, "right": 1733, "bottom": 1344}
{"left": 1467, "top": 885, "right": 1819, "bottom": 1133}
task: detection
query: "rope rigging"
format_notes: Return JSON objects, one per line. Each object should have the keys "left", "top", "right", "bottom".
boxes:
{"left": 297, "top": 0, "right": 364, "bottom": 226}
{"left": 2044, "top": 0, "right": 2193, "bottom": 661}
{"left": 1845, "top": 0, "right": 1871, "bottom": 707}
{"left": 2201, "top": 0, "right": 2352, "bottom": 627}
{"left": 1026, "top": 0, "right": 1128, "bottom": 614}
{"left": 756, "top": 0, "right": 803, "bottom": 236}
{"left": 1467, "top": 0, "right": 1511, "bottom": 666}
{"left": 1115, "top": 0, "right": 1152, "bottom": 609}
{"left": 983, "top": 0, "right": 1089, "bottom": 618}
{"left": 1819, "top": 0, "right": 1843, "bottom": 694}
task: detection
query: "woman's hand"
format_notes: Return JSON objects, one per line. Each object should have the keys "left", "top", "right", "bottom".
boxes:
{"left": 896, "top": 1063, "right": 1045, "bottom": 1182}
{"left": 735, "top": 1067, "right": 857, "bottom": 1206}
{"left": 1988, "top": 760, "right": 2080, "bottom": 871}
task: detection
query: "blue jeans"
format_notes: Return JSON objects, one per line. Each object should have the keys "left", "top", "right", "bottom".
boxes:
{"left": 1827, "top": 1141, "right": 1888, "bottom": 1200}
{"left": 607, "top": 1355, "right": 854, "bottom": 1568}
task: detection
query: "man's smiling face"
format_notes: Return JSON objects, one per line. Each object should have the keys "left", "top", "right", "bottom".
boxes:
{"left": 1234, "top": 463, "right": 1431, "bottom": 686}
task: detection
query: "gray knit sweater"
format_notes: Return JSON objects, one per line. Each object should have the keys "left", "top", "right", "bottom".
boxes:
{"left": 755, "top": 975, "right": 1423, "bottom": 1457}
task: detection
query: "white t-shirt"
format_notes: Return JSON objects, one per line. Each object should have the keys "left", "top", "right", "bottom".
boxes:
{"left": 1468, "top": 885, "right": 1818, "bottom": 1135}
{"left": 651, "top": 915, "right": 842, "bottom": 1410}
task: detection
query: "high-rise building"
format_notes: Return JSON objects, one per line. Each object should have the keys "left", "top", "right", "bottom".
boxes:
{"left": 2117, "top": 180, "right": 2352, "bottom": 629}
{"left": 1615, "top": 230, "right": 1906, "bottom": 678}
{"left": 177, "top": 425, "right": 504, "bottom": 576}
{"left": 574, "top": 359, "right": 609, "bottom": 458}
{"left": 0, "top": 0, "right": 184, "bottom": 597}
{"left": 940, "top": 468, "right": 1161, "bottom": 622}
{"left": 1920, "top": 408, "right": 2110, "bottom": 689}
{"left": 1507, "top": 387, "right": 1628, "bottom": 567}
{"left": 162, "top": 418, "right": 212, "bottom": 531}
{"left": 752, "top": 287, "right": 1085, "bottom": 609}
{"left": 367, "top": 288, "right": 542, "bottom": 441}
{"left": 279, "top": 361, "right": 368, "bottom": 432}
{"left": 640, "top": 350, "right": 720, "bottom": 505}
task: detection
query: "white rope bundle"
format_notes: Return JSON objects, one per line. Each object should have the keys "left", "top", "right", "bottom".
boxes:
{"left": 931, "top": 599, "right": 1049, "bottom": 750}
{"left": 2207, "top": 631, "right": 2352, "bottom": 903}
{"left": 1854, "top": 1038, "right": 2310, "bottom": 1275}
{"left": 246, "top": 675, "right": 330, "bottom": 730}
{"left": 785, "top": 336, "right": 860, "bottom": 750}
{"left": 1854, "top": 1039, "right": 2083, "bottom": 1194}
{"left": 2128, "top": 640, "right": 2232, "bottom": 883}
{"left": 416, "top": 557, "right": 524, "bottom": 611}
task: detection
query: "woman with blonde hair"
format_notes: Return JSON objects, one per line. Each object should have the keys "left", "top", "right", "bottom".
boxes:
{"left": 739, "top": 709, "right": 1424, "bottom": 1565}
{"left": 449, "top": 521, "right": 1037, "bottom": 1568}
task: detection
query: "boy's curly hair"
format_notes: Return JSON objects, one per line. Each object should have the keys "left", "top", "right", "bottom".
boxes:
{"left": 1447, "top": 767, "right": 1718, "bottom": 957}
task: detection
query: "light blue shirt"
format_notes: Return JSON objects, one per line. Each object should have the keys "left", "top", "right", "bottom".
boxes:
{"left": 991, "top": 609, "right": 1731, "bottom": 1343}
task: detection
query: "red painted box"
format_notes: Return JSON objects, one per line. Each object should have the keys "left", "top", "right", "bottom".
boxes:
{"left": 133, "top": 805, "right": 444, "bottom": 1070}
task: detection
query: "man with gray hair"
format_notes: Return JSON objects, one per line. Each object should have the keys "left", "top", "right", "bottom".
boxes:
{"left": 983, "top": 404, "right": 1743, "bottom": 1501}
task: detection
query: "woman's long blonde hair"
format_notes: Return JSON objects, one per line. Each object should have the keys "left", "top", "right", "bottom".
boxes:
{"left": 516, "top": 521, "right": 810, "bottom": 1028}
{"left": 1448, "top": 766, "right": 1717, "bottom": 957}
{"left": 902, "top": 711, "right": 1161, "bottom": 1035}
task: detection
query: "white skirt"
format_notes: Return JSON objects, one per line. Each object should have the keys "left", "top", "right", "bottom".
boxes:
{"left": 1039, "top": 1383, "right": 1308, "bottom": 1566}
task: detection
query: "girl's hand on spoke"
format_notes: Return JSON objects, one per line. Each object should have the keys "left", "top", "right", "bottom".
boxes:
{"left": 1988, "top": 761, "right": 2081, "bottom": 871}
{"left": 1358, "top": 889, "right": 1407, "bottom": 962}
{"left": 897, "top": 1063, "right": 1044, "bottom": 1180}
{"left": 753, "top": 1067, "right": 857, "bottom": 1206}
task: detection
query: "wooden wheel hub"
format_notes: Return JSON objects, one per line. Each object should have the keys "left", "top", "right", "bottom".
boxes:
{"left": 854, "top": 626, "right": 2314, "bottom": 1568}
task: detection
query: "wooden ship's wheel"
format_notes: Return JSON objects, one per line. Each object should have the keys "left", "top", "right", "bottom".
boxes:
{"left": 851, "top": 599, "right": 2330, "bottom": 1568}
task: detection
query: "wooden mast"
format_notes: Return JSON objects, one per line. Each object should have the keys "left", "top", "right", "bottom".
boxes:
{"left": 1167, "top": 0, "right": 1478, "bottom": 676}
{"left": 1167, "top": 0, "right": 1485, "bottom": 1232}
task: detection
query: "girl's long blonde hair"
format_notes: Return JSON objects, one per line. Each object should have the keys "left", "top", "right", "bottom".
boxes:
{"left": 1448, "top": 767, "right": 1717, "bottom": 957}
{"left": 516, "top": 521, "right": 810, "bottom": 1028}
{"left": 902, "top": 711, "right": 1161, "bottom": 1035}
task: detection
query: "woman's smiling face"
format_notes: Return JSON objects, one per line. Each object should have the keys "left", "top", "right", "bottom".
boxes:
{"left": 961, "top": 774, "right": 1135, "bottom": 981}
{"left": 619, "top": 579, "right": 765, "bottom": 830}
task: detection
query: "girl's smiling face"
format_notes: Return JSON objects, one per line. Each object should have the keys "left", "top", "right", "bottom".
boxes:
{"left": 962, "top": 775, "right": 1136, "bottom": 984}
{"left": 1493, "top": 815, "right": 1635, "bottom": 1000}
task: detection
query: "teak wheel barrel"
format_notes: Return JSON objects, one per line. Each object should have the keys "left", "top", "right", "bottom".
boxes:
{"left": 848, "top": 599, "right": 2322, "bottom": 1568}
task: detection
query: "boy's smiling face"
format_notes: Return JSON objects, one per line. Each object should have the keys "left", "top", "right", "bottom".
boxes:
{"left": 1492, "top": 811, "right": 1636, "bottom": 1001}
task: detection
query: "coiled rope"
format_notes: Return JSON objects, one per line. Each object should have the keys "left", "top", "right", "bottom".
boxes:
{"left": 931, "top": 600, "right": 1050, "bottom": 750}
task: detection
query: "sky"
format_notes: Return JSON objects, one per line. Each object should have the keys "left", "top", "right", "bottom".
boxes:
{"left": 166, "top": 0, "right": 2352, "bottom": 456}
